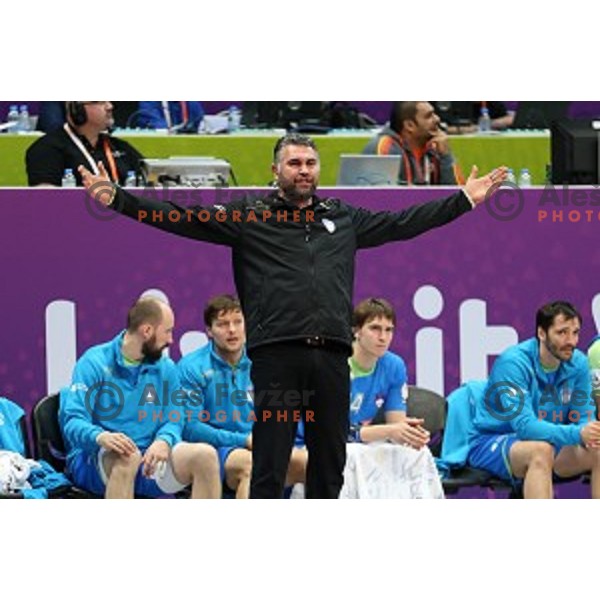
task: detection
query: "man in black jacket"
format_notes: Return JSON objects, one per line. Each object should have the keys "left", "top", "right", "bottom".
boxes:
{"left": 79, "top": 133, "right": 506, "bottom": 499}
{"left": 26, "top": 101, "right": 143, "bottom": 187}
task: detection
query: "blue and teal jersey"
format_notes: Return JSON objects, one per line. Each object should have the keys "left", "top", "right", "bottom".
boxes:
{"left": 349, "top": 351, "right": 408, "bottom": 425}
{"left": 59, "top": 331, "right": 185, "bottom": 469}
{"left": 472, "top": 337, "right": 594, "bottom": 447}
{"left": 178, "top": 341, "right": 253, "bottom": 449}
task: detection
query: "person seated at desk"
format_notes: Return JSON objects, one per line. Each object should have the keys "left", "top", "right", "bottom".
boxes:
{"left": 433, "top": 101, "right": 515, "bottom": 133}
{"left": 363, "top": 101, "right": 458, "bottom": 185}
{"left": 135, "top": 101, "right": 204, "bottom": 133}
{"left": 26, "top": 101, "right": 144, "bottom": 187}
{"left": 178, "top": 295, "right": 306, "bottom": 498}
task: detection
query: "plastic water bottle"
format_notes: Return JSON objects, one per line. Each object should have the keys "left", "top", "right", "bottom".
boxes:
{"left": 518, "top": 168, "right": 532, "bottom": 188}
{"left": 61, "top": 168, "right": 76, "bottom": 187}
{"left": 18, "top": 105, "right": 30, "bottom": 132}
{"left": 478, "top": 107, "right": 491, "bottom": 133}
{"left": 7, "top": 105, "right": 19, "bottom": 132}
{"left": 125, "top": 170, "right": 137, "bottom": 187}
{"left": 506, "top": 168, "right": 516, "bottom": 184}
{"left": 228, "top": 105, "right": 241, "bottom": 133}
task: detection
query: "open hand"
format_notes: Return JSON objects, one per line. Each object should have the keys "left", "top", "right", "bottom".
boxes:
{"left": 464, "top": 165, "right": 509, "bottom": 206}
{"left": 78, "top": 162, "right": 116, "bottom": 206}
{"left": 142, "top": 439, "right": 170, "bottom": 478}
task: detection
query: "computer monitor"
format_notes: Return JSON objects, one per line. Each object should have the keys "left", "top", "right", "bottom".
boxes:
{"left": 551, "top": 119, "right": 599, "bottom": 184}
{"left": 141, "top": 157, "right": 231, "bottom": 186}
{"left": 513, "top": 101, "right": 570, "bottom": 129}
{"left": 432, "top": 101, "right": 474, "bottom": 127}
{"left": 336, "top": 155, "right": 401, "bottom": 186}
{"left": 242, "top": 102, "right": 286, "bottom": 128}
{"left": 241, "top": 101, "right": 331, "bottom": 131}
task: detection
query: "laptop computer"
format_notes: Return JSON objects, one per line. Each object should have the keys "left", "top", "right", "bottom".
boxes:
{"left": 336, "top": 154, "right": 401, "bottom": 186}
{"left": 512, "top": 101, "right": 570, "bottom": 129}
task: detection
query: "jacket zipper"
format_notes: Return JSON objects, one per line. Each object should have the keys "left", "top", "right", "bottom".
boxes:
{"left": 305, "top": 220, "right": 319, "bottom": 322}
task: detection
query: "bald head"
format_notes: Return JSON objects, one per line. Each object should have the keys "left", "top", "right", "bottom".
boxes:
{"left": 126, "top": 297, "right": 172, "bottom": 333}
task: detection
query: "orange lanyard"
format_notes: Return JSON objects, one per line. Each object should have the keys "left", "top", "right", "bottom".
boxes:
{"left": 180, "top": 101, "right": 188, "bottom": 124}
{"left": 102, "top": 138, "right": 119, "bottom": 183}
{"left": 400, "top": 138, "right": 436, "bottom": 185}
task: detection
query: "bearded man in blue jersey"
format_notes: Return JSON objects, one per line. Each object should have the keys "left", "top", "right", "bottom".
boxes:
{"left": 60, "top": 296, "right": 221, "bottom": 499}
{"left": 469, "top": 300, "right": 600, "bottom": 498}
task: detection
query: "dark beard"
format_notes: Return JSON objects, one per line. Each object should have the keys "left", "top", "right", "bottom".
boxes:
{"left": 142, "top": 341, "right": 165, "bottom": 362}
{"left": 279, "top": 181, "right": 316, "bottom": 203}
{"left": 544, "top": 338, "right": 572, "bottom": 362}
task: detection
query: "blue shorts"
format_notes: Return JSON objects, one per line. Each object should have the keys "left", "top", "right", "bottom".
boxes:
{"left": 217, "top": 446, "right": 238, "bottom": 482}
{"left": 468, "top": 433, "right": 521, "bottom": 482}
{"left": 68, "top": 446, "right": 187, "bottom": 498}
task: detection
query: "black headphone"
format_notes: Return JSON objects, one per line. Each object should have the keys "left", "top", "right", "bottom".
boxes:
{"left": 66, "top": 101, "right": 87, "bottom": 126}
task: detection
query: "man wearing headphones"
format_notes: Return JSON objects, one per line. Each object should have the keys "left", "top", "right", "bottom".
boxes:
{"left": 26, "top": 101, "right": 144, "bottom": 187}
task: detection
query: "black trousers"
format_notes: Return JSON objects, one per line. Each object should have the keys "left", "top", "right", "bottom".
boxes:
{"left": 248, "top": 341, "right": 349, "bottom": 499}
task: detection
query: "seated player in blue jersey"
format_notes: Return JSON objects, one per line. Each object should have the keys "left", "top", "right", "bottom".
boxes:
{"left": 60, "top": 297, "right": 221, "bottom": 499}
{"left": 178, "top": 295, "right": 306, "bottom": 499}
{"left": 293, "top": 297, "right": 443, "bottom": 498}
{"left": 346, "top": 298, "right": 430, "bottom": 447}
{"left": 468, "top": 300, "right": 600, "bottom": 499}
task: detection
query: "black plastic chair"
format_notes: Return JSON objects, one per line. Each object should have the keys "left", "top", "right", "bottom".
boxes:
{"left": 406, "top": 385, "right": 522, "bottom": 498}
{"left": 31, "top": 393, "right": 86, "bottom": 498}
{"left": 406, "top": 385, "right": 447, "bottom": 458}
{"left": 31, "top": 394, "right": 171, "bottom": 499}
{"left": 31, "top": 393, "right": 67, "bottom": 472}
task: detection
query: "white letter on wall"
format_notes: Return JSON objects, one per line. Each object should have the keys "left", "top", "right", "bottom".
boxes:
{"left": 45, "top": 300, "right": 77, "bottom": 395}
{"left": 414, "top": 285, "right": 445, "bottom": 396}
{"left": 459, "top": 299, "right": 518, "bottom": 382}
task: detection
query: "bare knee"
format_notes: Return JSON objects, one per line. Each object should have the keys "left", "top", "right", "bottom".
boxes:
{"left": 228, "top": 451, "right": 252, "bottom": 479}
{"left": 527, "top": 442, "right": 555, "bottom": 471}
{"left": 190, "top": 444, "right": 219, "bottom": 475}
{"left": 106, "top": 450, "right": 142, "bottom": 477}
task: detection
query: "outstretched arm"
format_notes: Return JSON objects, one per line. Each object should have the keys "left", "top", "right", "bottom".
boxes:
{"left": 352, "top": 165, "right": 508, "bottom": 248}
{"left": 78, "top": 163, "right": 242, "bottom": 247}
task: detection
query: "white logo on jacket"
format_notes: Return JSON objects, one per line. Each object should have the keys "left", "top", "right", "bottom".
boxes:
{"left": 322, "top": 218, "right": 336, "bottom": 234}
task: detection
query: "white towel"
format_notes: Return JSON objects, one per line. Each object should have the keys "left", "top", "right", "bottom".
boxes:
{"left": 290, "top": 442, "right": 445, "bottom": 499}
{"left": 340, "top": 442, "right": 444, "bottom": 499}
{"left": 0, "top": 451, "right": 38, "bottom": 493}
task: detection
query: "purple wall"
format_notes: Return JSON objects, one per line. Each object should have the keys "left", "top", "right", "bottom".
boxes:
{"left": 2, "top": 186, "right": 600, "bottom": 407}
{"left": 2, "top": 186, "right": 596, "bottom": 498}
